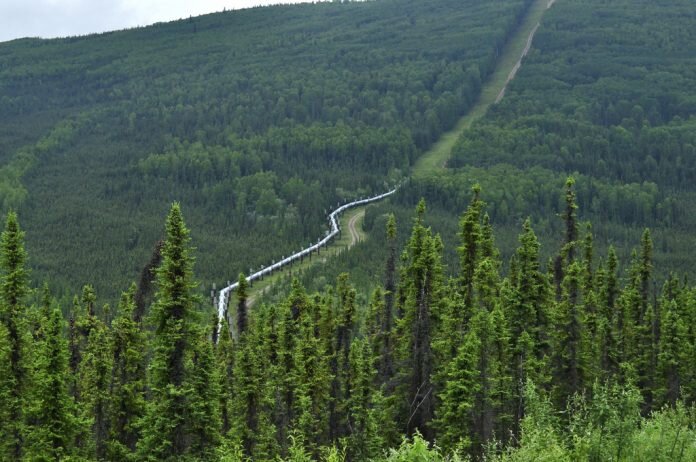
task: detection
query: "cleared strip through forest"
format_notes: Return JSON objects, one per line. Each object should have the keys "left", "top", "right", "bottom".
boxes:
{"left": 412, "top": 0, "right": 556, "bottom": 175}
{"left": 217, "top": 188, "right": 397, "bottom": 334}
{"left": 216, "top": 0, "right": 556, "bottom": 333}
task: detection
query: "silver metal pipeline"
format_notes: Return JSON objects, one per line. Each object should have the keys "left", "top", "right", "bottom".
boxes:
{"left": 216, "top": 186, "right": 398, "bottom": 338}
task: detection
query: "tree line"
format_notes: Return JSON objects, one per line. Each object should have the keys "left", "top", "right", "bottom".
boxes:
{"left": 0, "top": 0, "right": 533, "bottom": 300}
{"left": 2, "top": 179, "right": 696, "bottom": 460}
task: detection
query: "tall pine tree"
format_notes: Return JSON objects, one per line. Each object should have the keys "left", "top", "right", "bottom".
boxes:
{"left": 0, "top": 211, "right": 29, "bottom": 460}
{"left": 138, "top": 203, "right": 204, "bottom": 460}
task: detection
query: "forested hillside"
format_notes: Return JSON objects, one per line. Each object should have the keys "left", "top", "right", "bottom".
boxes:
{"left": 268, "top": 0, "right": 696, "bottom": 305}
{"left": 0, "top": 0, "right": 533, "bottom": 299}
{"left": 408, "top": 0, "right": 696, "bottom": 275}
{"left": 2, "top": 183, "right": 696, "bottom": 461}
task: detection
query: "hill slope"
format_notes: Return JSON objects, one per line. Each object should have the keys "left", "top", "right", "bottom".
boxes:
{"left": 0, "top": 0, "right": 533, "bottom": 298}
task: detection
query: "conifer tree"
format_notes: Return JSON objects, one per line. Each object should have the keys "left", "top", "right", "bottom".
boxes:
{"left": 229, "top": 322, "right": 277, "bottom": 459}
{"left": 330, "top": 273, "right": 356, "bottom": 440}
{"left": 561, "top": 177, "right": 579, "bottom": 266}
{"left": 77, "top": 317, "right": 113, "bottom": 460}
{"left": 345, "top": 338, "right": 383, "bottom": 461}
{"left": 216, "top": 317, "right": 235, "bottom": 437}
{"left": 236, "top": 272, "right": 249, "bottom": 336}
{"left": 188, "top": 327, "right": 222, "bottom": 458}
{"left": 436, "top": 256, "right": 510, "bottom": 455}
{"left": 25, "top": 307, "right": 75, "bottom": 460}
{"left": 657, "top": 299, "right": 686, "bottom": 406}
{"left": 458, "top": 184, "right": 484, "bottom": 307}
{"left": 394, "top": 199, "right": 443, "bottom": 438}
{"left": 632, "top": 229, "right": 657, "bottom": 411}
{"left": 499, "top": 219, "right": 550, "bottom": 433}
{"left": 597, "top": 246, "right": 621, "bottom": 377}
{"left": 108, "top": 284, "right": 146, "bottom": 460}
{"left": 0, "top": 211, "right": 29, "bottom": 460}
{"left": 138, "top": 203, "right": 201, "bottom": 460}
{"left": 290, "top": 295, "right": 331, "bottom": 455}
{"left": 551, "top": 261, "right": 586, "bottom": 407}
{"left": 253, "top": 300, "right": 288, "bottom": 456}
{"left": 553, "top": 177, "right": 579, "bottom": 300}
{"left": 434, "top": 317, "right": 480, "bottom": 453}
{"left": 0, "top": 323, "right": 13, "bottom": 458}
{"left": 383, "top": 214, "right": 397, "bottom": 350}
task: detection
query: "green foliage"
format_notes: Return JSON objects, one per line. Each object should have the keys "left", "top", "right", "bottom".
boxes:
{"left": 0, "top": 0, "right": 532, "bottom": 300}
{"left": 0, "top": 210, "right": 29, "bottom": 460}
{"left": 24, "top": 307, "right": 75, "bottom": 460}
{"left": 3, "top": 182, "right": 696, "bottom": 460}
{"left": 107, "top": 285, "right": 146, "bottom": 460}
{"left": 138, "top": 203, "right": 208, "bottom": 460}
{"left": 443, "top": 0, "right": 696, "bottom": 277}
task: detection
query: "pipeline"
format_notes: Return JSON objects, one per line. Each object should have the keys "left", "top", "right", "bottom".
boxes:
{"left": 217, "top": 186, "right": 398, "bottom": 337}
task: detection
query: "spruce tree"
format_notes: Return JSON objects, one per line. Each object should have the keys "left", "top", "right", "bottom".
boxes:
{"left": 511, "top": 219, "right": 551, "bottom": 373}
{"left": 290, "top": 294, "right": 331, "bottom": 455}
{"left": 108, "top": 284, "right": 146, "bottom": 460}
{"left": 458, "top": 184, "right": 484, "bottom": 307}
{"left": 188, "top": 327, "right": 222, "bottom": 458}
{"left": 383, "top": 214, "right": 397, "bottom": 354}
{"left": 0, "top": 323, "right": 13, "bottom": 457}
{"left": 236, "top": 273, "right": 249, "bottom": 337}
{"left": 216, "top": 317, "right": 235, "bottom": 437}
{"left": 0, "top": 211, "right": 29, "bottom": 460}
{"left": 138, "top": 203, "right": 202, "bottom": 460}
{"left": 345, "top": 338, "right": 383, "bottom": 460}
{"left": 657, "top": 300, "right": 685, "bottom": 406}
{"left": 25, "top": 307, "right": 75, "bottom": 460}
{"left": 77, "top": 317, "right": 113, "bottom": 460}
{"left": 229, "top": 323, "right": 277, "bottom": 459}
{"left": 394, "top": 199, "right": 443, "bottom": 439}
{"left": 330, "top": 273, "right": 356, "bottom": 441}
{"left": 551, "top": 261, "right": 586, "bottom": 408}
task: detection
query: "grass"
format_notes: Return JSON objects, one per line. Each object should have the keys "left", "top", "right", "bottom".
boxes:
{"left": 244, "top": 0, "right": 554, "bottom": 302}
{"left": 243, "top": 208, "right": 365, "bottom": 305}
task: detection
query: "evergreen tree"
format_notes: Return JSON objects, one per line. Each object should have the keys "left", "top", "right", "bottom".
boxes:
{"left": 0, "top": 323, "right": 14, "bottom": 457}
{"left": 236, "top": 273, "right": 249, "bottom": 337}
{"left": 598, "top": 247, "right": 620, "bottom": 376}
{"left": 345, "top": 338, "right": 383, "bottom": 461}
{"left": 657, "top": 299, "right": 686, "bottom": 406}
{"left": 330, "top": 273, "right": 357, "bottom": 441}
{"left": 508, "top": 219, "right": 551, "bottom": 425}
{"left": 458, "top": 184, "right": 484, "bottom": 307}
{"left": 108, "top": 284, "right": 146, "bottom": 460}
{"left": 77, "top": 317, "right": 113, "bottom": 460}
{"left": 381, "top": 213, "right": 398, "bottom": 384}
{"left": 394, "top": 199, "right": 443, "bottom": 438}
{"left": 216, "top": 317, "right": 235, "bottom": 437}
{"left": 561, "top": 177, "right": 579, "bottom": 266}
{"left": 25, "top": 307, "right": 75, "bottom": 460}
{"left": 229, "top": 324, "right": 277, "bottom": 459}
{"left": 290, "top": 295, "right": 332, "bottom": 455}
{"left": 188, "top": 327, "right": 222, "bottom": 459}
{"left": 0, "top": 211, "right": 29, "bottom": 460}
{"left": 551, "top": 262, "right": 586, "bottom": 408}
{"left": 138, "top": 203, "right": 202, "bottom": 460}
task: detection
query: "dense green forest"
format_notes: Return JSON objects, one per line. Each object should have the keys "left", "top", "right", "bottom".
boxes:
{"left": 263, "top": 0, "right": 696, "bottom": 304}
{"left": 3, "top": 0, "right": 696, "bottom": 460}
{"left": 0, "top": 0, "right": 534, "bottom": 299}
{"left": 431, "top": 0, "right": 696, "bottom": 275}
{"left": 2, "top": 181, "right": 696, "bottom": 461}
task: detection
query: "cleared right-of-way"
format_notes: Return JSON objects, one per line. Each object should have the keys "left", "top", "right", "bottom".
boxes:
{"left": 216, "top": 0, "right": 558, "bottom": 336}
